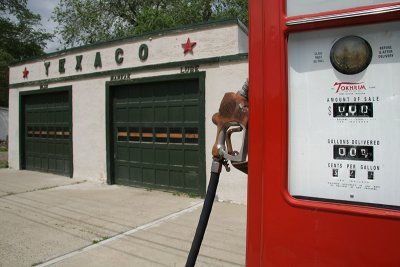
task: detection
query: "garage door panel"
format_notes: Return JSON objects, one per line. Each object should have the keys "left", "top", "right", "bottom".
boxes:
{"left": 141, "top": 148, "right": 154, "bottom": 163}
{"left": 26, "top": 156, "right": 33, "bottom": 168}
{"left": 169, "top": 150, "right": 184, "bottom": 166}
{"left": 155, "top": 148, "right": 168, "bottom": 165}
{"left": 129, "top": 108, "right": 140, "bottom": 122}
{"left": 168, "top": 86, "right": 183, "bottom": 98}
{"left": 130, "top": 167, "right": 142, "bottom": 182}
{"left": 170, "top": 171, "right": 184, "bottom": 187}
{"left": 64, "top": 143, "right": 71, "bottom": 155}
{"left": 116, "top": 145, "right": 129, "bottom": 161}
{"left": 41, "top": 158, "right": 48, "bottom": 170}
{"left": 48, "top": 142, "right": 56, "bottom": 155}
{"left": 112, "top": 78, "right": 204, "bottom": 195}
{"left": 56, "top": 159, "right": 65, "bottom": 172}
{"left": 185, "top": 171, "right": 199, "bottom": 189}
{"left": 155, "top": 106, "right": 168, "bottom": 122}
{"left": 22, "top": 90, "right": 72, "bottom": 177}
{"left": 48, "top": 158, "right": 56, "bottom": 170}
{"left": 142, "top": 168, "right": 155, "bottom": 184}
{"left": 40, "top": 112, "right": 47, "bottom": 123}
{"left": 140, "top": 107, "right": 154, "bottom": 122}
{"left": 140, "top": 86, "right": 153, "bottom": 99}
{"left": 27, "top": 112, "right": 35, "bottom": 123}
{"left": 116, "top": 108, "right": 128, "bottom": 122}
{"left": 184, "top": 150, "right": 199, "bottom": 167}
{"left": 59, "top": 110, "right": 68, "bottom": 122}
{"left": 114, "top": 86, "right": 131, "bottom": 100}
{"left": 55, "top": 143, "right": 64, "bottom": 155}
{"left": 153, "top": 86, "right": 168, "bottom": 101}
{"left": 184, "top": 105, "right": 199, "bottom": 122}
{"left": 64, "top": 160, "right": 70, "bottom": 172}
{"left": 184, "top": 84, "right": 198, "bottom": 98}
{"left": 34, "top": 157, "right": 41, "bottom": 169}
{"left": 25, "top": 140, "right": 33, "bottom": 153}
{"left": 129, "top": 147, "right": 141, "bottom": 162}
{"left": 116, "top": 164, "right": 129, "bottom": 180}
{"left": 35, "top": 141, "right": 42, "bottom": 153}
{"left": 169, "top": 106, "right": 183, "bottom": 122}
{"left": 52, "top": 92, "right": 67, "bottom": 103}
{"left": 47, "top": 112, "right": 55, "bottom": 123}
{"left": 40, "top": 142, "right": 48, "bottom": 154}
{"left": 156, "top": 169, "right": 169, "bottom": 186}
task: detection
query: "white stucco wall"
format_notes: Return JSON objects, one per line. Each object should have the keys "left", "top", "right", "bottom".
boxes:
{"left": 8, "top": 89, "right": 19, "bottom": 166}
{"left": 0, "top": 107, "right": 8, "bottom": 141}
{"left": 8, "top": 20, "right": 249, "bottom": 204}
{"left": 238, "top": 27, "right": 249, "bottom": 54}
{"left": 204, "top": 62, "right": 249, "bottom": 204}
{"left": 72, "top": 79, "right": 107, "bottom": 182}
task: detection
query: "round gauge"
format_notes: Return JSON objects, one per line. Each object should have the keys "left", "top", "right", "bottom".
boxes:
{"left": 330, "top": 36, "right": 372, "bottom": 75}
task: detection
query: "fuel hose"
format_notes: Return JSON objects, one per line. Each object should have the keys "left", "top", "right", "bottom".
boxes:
{"left": 185, "top": 160, "right": 222, "bottom": 267}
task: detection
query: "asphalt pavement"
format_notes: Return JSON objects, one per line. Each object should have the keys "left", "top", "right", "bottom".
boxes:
{"left": 0, "top": 169, "right": 246, "bottom": 267}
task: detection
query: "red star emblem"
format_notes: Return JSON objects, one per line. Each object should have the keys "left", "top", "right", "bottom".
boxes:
{"left": 182, "top": 38, "right": 196, "bottom": 54}
{"left": 22, "top": 67, "right": 29, "bottom": 79}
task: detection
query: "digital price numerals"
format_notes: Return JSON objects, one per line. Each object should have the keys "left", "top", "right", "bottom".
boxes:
{"left": 333, "top": 145, "right": 374, "bottom": 161}
{"left": 333, "top": 102, "right": 373, "bottom": 118}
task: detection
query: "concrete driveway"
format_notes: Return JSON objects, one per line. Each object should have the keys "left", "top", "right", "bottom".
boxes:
{"left": 0, "top": 169, "right": 246, "bottom": 267}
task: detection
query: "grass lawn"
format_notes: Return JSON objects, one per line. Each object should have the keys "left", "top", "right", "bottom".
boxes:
{"left": 0, "top": 146, "right": 7, "bottom": 152}
{"left": 0, "top": 160, "right": 8, "bottom": 168}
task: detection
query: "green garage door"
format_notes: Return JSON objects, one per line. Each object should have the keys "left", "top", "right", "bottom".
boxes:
{"left": 111, "top": 78, "right": 205, "bottom": 195}
{"left": 21, "top": 89, "right": 72, "bottom": 176}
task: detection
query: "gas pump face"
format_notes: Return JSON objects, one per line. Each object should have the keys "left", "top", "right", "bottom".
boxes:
{"left": 288, "top": 21, "right": 400, "bottom": 209}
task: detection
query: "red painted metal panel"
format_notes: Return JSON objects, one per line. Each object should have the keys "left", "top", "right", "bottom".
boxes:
{"left": 247, "top": 1, "right": 400, "bottom": 266}
{"left": 246, "top": 0, "right": 264, "bottom": 265}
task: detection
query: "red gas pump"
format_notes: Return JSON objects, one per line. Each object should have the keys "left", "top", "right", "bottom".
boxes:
{"left": 247, "top": 1, "right": 400, "bottom": 266}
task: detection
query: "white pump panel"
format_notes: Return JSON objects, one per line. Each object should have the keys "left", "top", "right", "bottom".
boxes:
{"left": 288, "top": 21, "right": 400, "bottom": 208}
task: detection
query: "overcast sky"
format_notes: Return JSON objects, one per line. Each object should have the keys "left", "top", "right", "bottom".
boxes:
{"left": 27, "top": 0, "right": 60, "bottom": 53}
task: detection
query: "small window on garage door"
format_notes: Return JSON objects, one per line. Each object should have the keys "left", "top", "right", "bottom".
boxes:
{"left": 108, "top": 74, "right": 206, "bottom": 196}
{"left": 20, "top": 87, "right": 73, "bottom": 177}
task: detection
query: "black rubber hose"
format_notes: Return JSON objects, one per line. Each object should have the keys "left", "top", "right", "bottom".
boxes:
{"left": 185, "top": 170, "right": 220, "bottom": 267}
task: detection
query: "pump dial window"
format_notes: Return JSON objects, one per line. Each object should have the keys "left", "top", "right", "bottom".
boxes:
{"left": 330, "top": 36, "right": 372, "bottom": 75}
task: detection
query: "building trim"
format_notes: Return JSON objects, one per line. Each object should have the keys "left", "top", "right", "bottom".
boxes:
{"left": 10, "top": 18, "right": 248, "bottom": 67}
{"left": 10, "top": 53, "right": 248, "bottom": 89}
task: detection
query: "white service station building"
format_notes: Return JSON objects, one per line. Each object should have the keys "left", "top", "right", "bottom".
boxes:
{"left": 8, "top": 19, "right": 249, "bottom": 203}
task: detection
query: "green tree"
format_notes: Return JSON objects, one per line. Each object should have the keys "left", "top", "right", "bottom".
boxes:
{"left": 0, "top": 0, "right": 52, "bottom": 107}
{"left": 52, "top": 0, "right": 247, "bottom": 48}
{"left": 131, "top": 0, "right": 215, "bottom": 34}
{"left": 213, "top": 0, "right": 248, "bottom": 25}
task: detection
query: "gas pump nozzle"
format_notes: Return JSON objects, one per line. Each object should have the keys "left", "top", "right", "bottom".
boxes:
{"left": 211, "top": 79, "right": 249, "bottom": 173}
{"left": 185, "top": 80, "right": 249, "bottom": 267}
